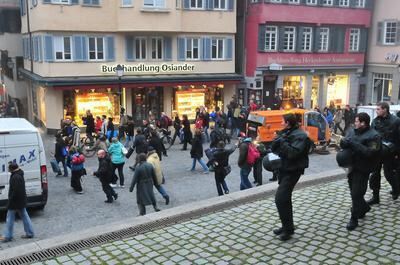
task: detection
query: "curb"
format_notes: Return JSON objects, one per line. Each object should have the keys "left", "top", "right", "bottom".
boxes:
{"left": 0, "top": 168, "right": 346, "bottom": 262}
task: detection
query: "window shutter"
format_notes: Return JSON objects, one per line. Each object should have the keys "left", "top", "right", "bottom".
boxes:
{"left": 228, "top": 0, "right": 234, "bottom": 11}
{"left": 376, "top": 22, "right": 383, "bottom": 45}
{"left": 396, "top": 22, "right": 400, "bottom": 44}
{"left": 106, "top": 36, "right": 115, "bottom": 61}
{"left": 177, "top": 37, "right": 185, "bottom": 61}
{"left": 71, "top": 0, "right": 79, "bottom": 4}
{"left": 336, "top": 27, "right": 345, "bottom": 53}
{"left": 20, "top": 0, "right": 25, "bottom": 16}
{"left": 359, "top": 28, "right": 368, "bottom": 52}
{"left": 44, "top": 35, "right": 54, "bottom": 62}
{"left": 73, "top": 35, "right": 85, "bottom": 61}
{"left": 33, "top": 36, "right": 38, "bottom": 61}
{"left": 296, "top": 26, "right": 304, "bottom": 52}
{"left": 27, "top": 38, "right": 31, "bottom": 60}
{"left": 202, "top": 37, "right": 211, "bottom": 61}
{"left": 278, "top": 26, "right": 286, "bottom": 52}
{"left": 258, "top": 24, "right": 266, "bottom": 51}
{"left": 164, "top": 37, "right": 172, "bottom": 61}
{"left": 126, "top": 36, "right": 135, "bottom": 61}
{"left": 183, "top": 0, "right": 190, "bottom": 9}
{"left": 225, "top": 38, "right": 233, "bottom": 60}
{"left": 329, "top": 27, "right": 337, "bottom": 52}
{"left": 313, "top": 27, "right": 320, "bottom": 52}
{"left": 199, "top": 37, "right": 204, "bottom": 60}
{"left": 38, "top": 36, "right": 43, "bottom": 62}
{"left": 43, "top": 0, "right": 51, "bottom": 3}
{"left": 349, "top": 0, "right": 356, "bottom": 8}
{"left": 364, "top": 0, "right": 372, "bottom": 9}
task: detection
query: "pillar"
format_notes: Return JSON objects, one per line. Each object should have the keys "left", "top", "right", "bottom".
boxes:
{"left": 304, "top": 75, "right": 313, "bottom": 109}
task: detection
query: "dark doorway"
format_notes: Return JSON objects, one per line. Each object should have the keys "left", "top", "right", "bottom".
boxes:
{"left": 132, "top": 87, "right": 163, "bottom": 124}
{"left": 263, "top": 75, "right": 277, "bottom": 108}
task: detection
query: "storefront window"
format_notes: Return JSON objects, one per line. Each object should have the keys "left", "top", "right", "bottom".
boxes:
{"left": 132, "top": 87, "right": 163, "bottom": 123}
{"left": 63, "top": 88, "right": 121, "bottom": 126}
{"left": 372, "top": 73, "right": 393, "bottom": 103}
{"left": 326, "top": 75, "right": 349, "bottom": 107}
{"left": 174, "top": 85, "right": 223, "bottom": 120}
{"left": 311, "top": 76, "right": 320, "bottom": 108}
{"left": 282, "top": 76, "right": 305, "bottom": 109}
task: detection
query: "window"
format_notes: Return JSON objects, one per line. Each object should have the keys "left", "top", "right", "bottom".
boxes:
{"left": 288, "top": 0, "right": 299, "bottom": 4}
{"left": 51, "top": 0, "right": 69, "bottom": 3}
{"left": 135, "top": 38, "right": 147, "bottom": 60}
{"left": 265, "top": 26, "right": 277, "bottom": 51}
{"left": 322, "top": 0, "right": 333, "bottom": 5}
{"left": 211, "top": 38, "right": 224, "bottom": 59}
{"left": 354, "top": 0, "right": 365, "bottom": 8}
{"left": 349, "top": 28, "right": 360, "bottom": 51}
{"left": 384, "top": 22, "right": 397, "bottom": 45}
{"left": 302, "top": 27, "right": 313, "bottom": 52}
{"left": 54, "top": 36, "right": 71, "bottom": 61}
{"left": 339, "top": 0, "right": 349, "bottom": 6}
{"left": 373, "top": 73, "right": 393, "bottom": 103}
{"left": 213, "top": 0, "right": 226, "bottom": 9}
{"left": 186, "top": 38, "right": 200, "bottom": 60}
{"left": 270, "top": 0, "right": 281, "bottom": 2}
{"left": 121, "top": 0, "right": 132, "bottom": 6}
{"left": 283, "top": 27, "right": 296, "bottom": 51}
{"left": 306, "top": 0, "right": 317, "bottom": 5}
{"left": 144, "top": 0, "right": 165, "bottom": 8}
{"left": 190, "top": 0, "right": 203, "bottom": 8}
{"left": 319, "top": 28, "right": 329, "bottom": 51}
{"left": 83, "top": 0, "right": 100, "bottom": 5}
{"left": 151, "top": 37, "right": 163, "bottom": 60}
{"left": 88, "top": 37, "right": 104, "bottom": 60}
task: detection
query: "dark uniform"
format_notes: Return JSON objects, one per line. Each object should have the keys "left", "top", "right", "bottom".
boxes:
{"left": 340, "top": 126, "right": 381, "bottom": 229}
{"left": 369, "top": 114, "right": 400, "bottom": 203}
{"left": 271, "top": 125, "right": 309, "bottom": 240}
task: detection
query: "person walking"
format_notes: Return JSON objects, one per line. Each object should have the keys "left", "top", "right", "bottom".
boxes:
{"left": 125, "top": 117, "right": 135, "bottom": 148}
{"left": 100, "top": 115, "right": 107, "bottom": 135}
{"left": 83, "top": 110, "right": 95, "bottom": 143}
{"left": 171, "top": 113, "right": 181, "bottom": 145}
{"left": 181, "top": 114, "right": 192, "bottom": 151}
{"left": 54, "top": 132, "right": 68, "bottom": 177}
{"left": 67, "top": 146, "right": 86, "bottom": 194}
{"left": 202, "top": 109, "right": 210, "bottom": 143}
{"left": 71, "top": 122, "right": 81, "bottom": 148}
{"left": 148, "top": 130, "right": 166, "bottom": 161}
{"left": 237, "top": 137, "right": 253, "bottom": 190}
{"left": 343, "top": 105, "right": 354, "bottom": 134}
{"left": 93, "top": 150, "right": 118, "bottom": 203}
{"left": 119, "top": 108, "right": 128, "bottom": 141}
{"left": 339, "top": 112, "right": 381, "bottom": 230}
{"left": 106, "top": 117, "right": 115, "bottom": 142}
{"left": 189, "top": 129, "right": 209, "bottom": 173}
{"left": 208, "top": 141, "right": 236, "bottom": 196}
{"left": 333, "top": 106, "right": 345, "bottom": 135}
{"left": 129, "top": 153, "right": 160, "bottom": 216}
{"left": 147, "top": 147, "right": 170, "bottom": 205}
{"left": 95, "top": 116, "right": 102, "bottom": 134}
{"left": 0, "top": 163, "right": 34, "bottom": 243}
{"left": 368, "top": 102, "right": 400, "bottom": 205}
{"left": 129, "top": 128, "right": 148, "bottom": 171}
{"left": 271, "top": 113, "right": 310, "bottom": 241}
{"left": 108, "top": 137, "right": 126, "bottom": 188}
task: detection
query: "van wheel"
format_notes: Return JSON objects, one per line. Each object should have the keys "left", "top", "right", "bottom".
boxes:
{"left": 34, "top": 205, "right": 45, "bottom": 211}
{"left": 308, "top": 143, "right": 315, "bottom": 154}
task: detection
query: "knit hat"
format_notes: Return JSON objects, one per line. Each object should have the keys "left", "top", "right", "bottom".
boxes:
{"left": 8, "top": 162, "right": 19, "bottom": 172}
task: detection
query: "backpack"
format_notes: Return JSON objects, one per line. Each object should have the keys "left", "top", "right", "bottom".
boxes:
{"left": 247, "top": 143, "right": 260, "bottom": 166}
{"left": 166, "top": 116, "right": 172, "bottom": 126}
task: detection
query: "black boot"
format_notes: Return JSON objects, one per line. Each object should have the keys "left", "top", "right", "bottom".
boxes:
{"left": 346, "top": 217, "right": 358, "bottom": 231}
{"left": 367, "top": 195, "right": 380, "bottom": 205}
{"left": 164, "top": 195, "right": 170, "bottom": 205}
{"left": 273, "top": 227, "right": 294, "bottom": 236}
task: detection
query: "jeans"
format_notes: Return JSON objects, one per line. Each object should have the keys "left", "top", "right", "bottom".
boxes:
{"left": 3, "top": 208, "right": 34, "bottom": 240}
{"left": 156, "top": 185, "right": 168, "bottom": 198}
{"left": 56, "top": 158, "right": 68, "bottom": 176}
{"left": 112, "top": 162, "right": 125, "bottom": 186}
{"left": 191, "top": 158, "right": 209, "bottom": 171}
{"left": 125, "top": 135, "right": 133, "bottom": 147}
{"left": 240, "top": 167, "right": 252, "bottom": 190}
{"left": 203, "top": 126, "right": 210, "bottom": 142}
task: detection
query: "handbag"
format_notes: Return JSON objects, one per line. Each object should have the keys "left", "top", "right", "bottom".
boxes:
{"left": 126, "top": 146, "right": 135, "bottom": 159}
{"left": 121, "top": 146, "right": 128, "bottom": 155}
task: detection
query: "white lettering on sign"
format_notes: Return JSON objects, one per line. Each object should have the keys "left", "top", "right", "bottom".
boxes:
{"left": 385, "top": 53, "right": 399, "bottom": 63}
{"left": 101, "top": 63, "right": 195, "bottom": 74}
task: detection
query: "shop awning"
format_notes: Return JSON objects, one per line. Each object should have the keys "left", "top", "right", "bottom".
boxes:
{"left": 19, "top": 69, "right": 243, "bottom": 89}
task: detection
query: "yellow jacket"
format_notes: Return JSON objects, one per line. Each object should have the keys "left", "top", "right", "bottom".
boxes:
{"left": 147, "top": 152, "right": 163, "bottom": 185}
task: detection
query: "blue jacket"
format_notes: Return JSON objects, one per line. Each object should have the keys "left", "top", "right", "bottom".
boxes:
{"left": 108, "top": 141, "right": 125, "bottom": 164}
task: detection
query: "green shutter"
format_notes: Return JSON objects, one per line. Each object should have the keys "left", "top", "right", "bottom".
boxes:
{"left": 126, "top": 36, "right": 135, "bottom": 61}
{"left": 296, "top": 26, "right": 304, "bottom": 52}
{"left": 359, "top": 28, "right": 368, "bottom": 52}
{"left": 164, "top": 37, "right": 172, "bottom": 61}
{"left": 177, "top": 37, "right": 186, "bottom": 61}
{"left": 225, "top": 38, "right": 233, "bottom": 60}
{"left": 258, "top": 25, "right": 266, "bottom": 51}
{"left": 377, "top": 22, "right": 383, "bottom": 45}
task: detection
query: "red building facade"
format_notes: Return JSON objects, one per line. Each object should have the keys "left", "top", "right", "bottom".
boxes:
{"left": 244, "top": 0, "right": 372, "bottom": 109}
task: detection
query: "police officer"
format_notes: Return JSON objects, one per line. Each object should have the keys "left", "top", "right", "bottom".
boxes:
{"left": 339, "top": 112, "right": 381, "bottom": 231}
{"left": 368, "top": 102, "right": 400, "bottom": 205}
{"left": 271, "top": 113, "right": 310, "bottom": 241}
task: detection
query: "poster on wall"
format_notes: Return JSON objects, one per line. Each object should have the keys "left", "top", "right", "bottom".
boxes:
{"left": 175, "top": 91, "right": 205, "bottom": 120}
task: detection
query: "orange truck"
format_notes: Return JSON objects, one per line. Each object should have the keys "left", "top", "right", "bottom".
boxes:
{"left": 246, "top": 109, "right": 331, "bottom": 152}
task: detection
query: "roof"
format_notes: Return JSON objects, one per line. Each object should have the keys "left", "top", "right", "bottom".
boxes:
{"left": 0, "top": 118, "right": 38, "bottom": 133}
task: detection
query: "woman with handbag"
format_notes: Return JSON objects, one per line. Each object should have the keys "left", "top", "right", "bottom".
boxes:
{"left": 108, "top": 137, "right": 126, "bottom": 188}
{"left": 54, "top": 132, "right": 69, "bottom": 177}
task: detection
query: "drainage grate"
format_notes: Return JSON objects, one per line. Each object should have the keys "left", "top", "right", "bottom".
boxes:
{"left": 0, "top": 174, "right": 345, "bottom": 265}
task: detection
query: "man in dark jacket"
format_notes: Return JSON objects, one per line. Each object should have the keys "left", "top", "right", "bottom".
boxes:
{"left": 340, "top": 112, "right": 381, "bottom": 231}
{"left": 343, "top": 105, "right": 354, "bottom": 134}
{"left": 83, "top": 110, "right": 95, "bottom": 143}
{"left": 55, "top": 133, "right": 68, "bottom": 177}
{"left": 1, "top": 163, "right": 34, "bottom": 242}
{"left": 271, "top": 113, "right": 310, "bottom": 241}
{"left": 238, "top": 137, "right": 253, "bottom": 190}
{"left": 368, "top": 102, "right": 400, "bottom": 205}
{"left": 129, "top": 128, "right": 148, "bottom": 171}
{"left": 94, "top": 150, "right": 118, "bottom": 203}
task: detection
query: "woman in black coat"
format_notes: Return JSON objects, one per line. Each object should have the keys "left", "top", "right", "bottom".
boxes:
{"left": 189, "top": 129, "right": 209, "bottom": 173}
{"left": 148, "top": 130, "right": 166, "bottom": 161}
{"left": 54, "top": 134, "right": 68, "bottom": 177}
{"left": 107, "top": 117, "right": 115, "bottom": 142}
{"left": 181, "top": 114, "right": 192, "bottom": 151}
{"left": 171, "top": 113, "right": 181, "bottom": 145}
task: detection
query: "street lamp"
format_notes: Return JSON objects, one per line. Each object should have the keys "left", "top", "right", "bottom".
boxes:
{"left": 116, "top": 64, "right": 124, "bottom": 109}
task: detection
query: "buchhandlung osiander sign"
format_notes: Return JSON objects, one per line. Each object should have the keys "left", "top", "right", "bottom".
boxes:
{"left": 101, "top": 63, "right": 195, "bottom": 74}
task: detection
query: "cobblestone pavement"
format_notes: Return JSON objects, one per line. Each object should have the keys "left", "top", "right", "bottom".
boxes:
{"left": 34, "top": 179, "right": 400, "bottom": 265}
{"left": 0, "top": 133, "right": 339, "bottom": 250}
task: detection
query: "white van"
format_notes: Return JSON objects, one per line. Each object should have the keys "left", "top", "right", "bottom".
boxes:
{"left": 0, "top": 118, "right": 48, "bottom": 210}
{"left": 357, "top": 105, "right": 400, "bottom": 122}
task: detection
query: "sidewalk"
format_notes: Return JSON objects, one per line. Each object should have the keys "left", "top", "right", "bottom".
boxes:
{"left": 32, "top": 178, "right": 400, "bottom": 265}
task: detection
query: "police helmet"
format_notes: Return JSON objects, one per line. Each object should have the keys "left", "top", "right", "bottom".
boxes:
{"left": 336, "top": 149, "right": 353, "bottom": 168}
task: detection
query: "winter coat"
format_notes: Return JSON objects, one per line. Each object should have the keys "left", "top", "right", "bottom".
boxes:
{"left": 55, "top": 137, "right": 67, "bottom": 161}
{"left": 85, "top": 114, "right": 95, "bottom": 134}
{"left": 271, "top": 126, "right": 310, "bottom": 173}
{"left": 371, "top": 114, "right": 400, "bottom": 151}
{"left": 108, "top": 141, "right": 125, "bottom": 164}
{"left": 148, "top": 136, "right": 165, "bottom": 161}
{"left": 333, "top": 110, "right": 343, "bottom": 124}
{"left": 173, "top": 117, "right": 181, "bottom": 131}
{"left": 147, "top": 152, "right": 163, "bottom": 186}
{"left": 126, "top": 122, "right": 135, "bottom": 137}
{"left": 133, "top": 134, "right": 148, "bottom": 154}
{"left": 129, "top": 162, "right": 157, "bottom": 206}
{"left": 94, "top": 156, "right": 114, "bottom": 184}
{"left": 238, "top": 139, "right": 251, "bottom": 169}
{"left": 182, "top": 119, "right": 192, "bottom": 141}
{"left": 7, "top": 169, "right": 27, "bottom": 210}
{"left": 190, "top": 135, "right": 204, "bottom": 159}
{"left": 68, "top": 152, "right": 85, "bottom": 171}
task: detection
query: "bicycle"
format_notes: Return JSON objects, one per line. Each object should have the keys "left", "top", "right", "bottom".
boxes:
{"left": 159, "top": 128, "right": 173, "bottom": 150}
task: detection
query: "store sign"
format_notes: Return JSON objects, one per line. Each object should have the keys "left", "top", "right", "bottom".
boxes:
{"left": 260, "top": 54, "right": 364, "bottom": 67}
{"left": 385, "top": 53, "right": 399, "bottom": 63}
{"left": 101, "top": 63, "right": 195, "bottom": 75}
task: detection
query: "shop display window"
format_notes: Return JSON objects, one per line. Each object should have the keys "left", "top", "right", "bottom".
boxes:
{"left": 63, "top": 89, "right": 121, "bottom": 126}
{"left": 326, "top": 75, "right": 349, "bottom": 106}
{"left": 282, "top": 76, "right": 305, "bottom": 109}
{"left": 311, "top": 76, "right": 320, "bottom": 108}
{"left": 248, "top": 90, "right": 262, "bottom": 106}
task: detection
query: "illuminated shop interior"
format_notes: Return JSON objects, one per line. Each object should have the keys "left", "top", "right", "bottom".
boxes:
{"left": 282, "top": 76, "right": 305, "bottom": 108}
{"left": 326, "top": 75, "right": 349, "bottom": 106}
